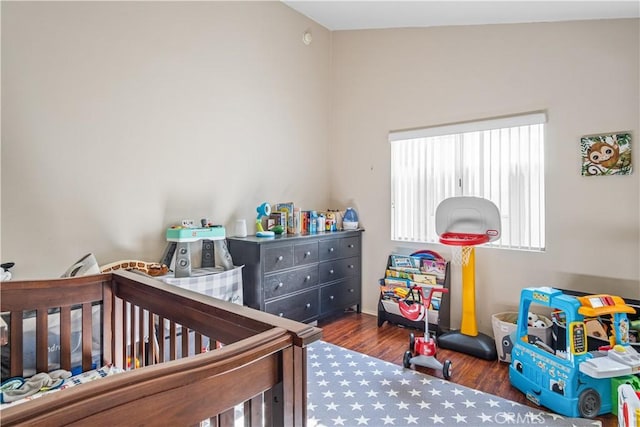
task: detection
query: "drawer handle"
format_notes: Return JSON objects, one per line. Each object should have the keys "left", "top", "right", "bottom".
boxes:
{"left": 348, "top": 244, "right": 354, "bottom": 248}
{"left": 277, "top": 282, "right": 284, "bottom": 288}
{"left": 278, "top": 312, "right": 284, "bottom": 317}
{"left": 329, "top": 269, "right": 334, "bottom": 275}
{"left": 329, "top": 247, "right": 334, "bottom": 252}
{"left": 305, "top": 251, "right": 311, "bottom": 257}
{"left": 329, "top": 295, "right": 334, "bottom": 300}
{"left": 305, "top": 303, "right": 311, "bottom": 309}
{"left": 348, "top": 264, "right": 354, "bottom": 269}
{"left": 305, "top": 275, "right": 311, "bottom": 281}
{"left": 277, "top": 255, "right": 284, "bottom": 261}
{"left": 349, "top": 288, "right": 354, "bottom": 293}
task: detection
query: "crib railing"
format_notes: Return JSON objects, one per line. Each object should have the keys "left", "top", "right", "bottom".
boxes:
{"left": 1, "top": 270, "right": 321, "bottom": 426}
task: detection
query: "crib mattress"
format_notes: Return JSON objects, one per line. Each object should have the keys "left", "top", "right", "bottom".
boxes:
{"left": 0, "top": 365, "right": 124, "bottom": 410}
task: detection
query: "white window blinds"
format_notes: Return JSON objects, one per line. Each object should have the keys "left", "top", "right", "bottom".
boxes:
{"left": 389, "top": 112, "right": 546, "bottom": 251}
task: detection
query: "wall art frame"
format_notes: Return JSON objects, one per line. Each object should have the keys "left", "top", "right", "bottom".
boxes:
{"left": 580, "top": 132, "right": 632, "bottom": 176}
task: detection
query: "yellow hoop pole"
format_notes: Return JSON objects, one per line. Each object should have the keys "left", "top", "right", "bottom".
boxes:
{"left": 460, "top": 247, "right": 478, "bottom": 336}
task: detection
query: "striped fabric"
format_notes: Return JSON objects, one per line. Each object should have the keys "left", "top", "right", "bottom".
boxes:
{"left": 160, "top": 266, "right": 244, "bottom": 305}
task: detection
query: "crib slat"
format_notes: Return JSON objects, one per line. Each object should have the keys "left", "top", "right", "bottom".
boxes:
{"left": 157, "top": 315, "right": 165, "bottom": 363}
{"left": 82, "top": 302, "right": 92, "bottom": 371}
{"left": 138, "top": 307, "right": 145, "bottom": 368}
{"left": 148, "top": 313, "right": 157, "bottom": 365}
{"left": 169, "top": 321, "right": 177, "bottom": 361}
{"left": 128, "top": 302, "right": 135, "bottom": 368}
{"left": 182, "top": 325, "right": 189, "bottom": 358}
{"left": 113, "top": 296, "right": 126, "bottom": 369}
{"left": 9, "top": 311, "right": 23, "bottom": 377}
{"left": 248, "top": 395, "right": 263, "bottom": 427}
{"left": 59, "top": 306, "right": 72, "bottom": 371}
{"left": 36, "top": 308, "right": 48, "bottom": 373}
{"left": 122, "top": 301, "right": 128, "bottom": 366}
{"left": 103, "top": 284, "right": 113, "bottom": 367}
{"left": 195, "top": 332, "right": 202, "bottom": 355}
{"left": 263, "top": 389, "right": 274, "bottom": 427}
{"left": 218, "top": 408, "right": 235, "bottom": 427}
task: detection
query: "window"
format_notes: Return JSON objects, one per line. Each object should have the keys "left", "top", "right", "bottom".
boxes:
{"left": 389, "top": 112, "right": 546, "bottom": 251}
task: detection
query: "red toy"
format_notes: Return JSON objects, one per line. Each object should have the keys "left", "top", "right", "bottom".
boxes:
{"left": 401, "top": 285, "right": 452, "bottom": 380}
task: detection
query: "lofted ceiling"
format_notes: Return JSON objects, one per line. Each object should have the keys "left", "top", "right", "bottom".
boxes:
{"left": 283, "top": 1, "right": 640, "bottom": 31}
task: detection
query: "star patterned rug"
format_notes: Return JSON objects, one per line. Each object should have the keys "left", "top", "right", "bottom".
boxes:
{"left": 306, "top": 341, "right": 602, "bottom": 427}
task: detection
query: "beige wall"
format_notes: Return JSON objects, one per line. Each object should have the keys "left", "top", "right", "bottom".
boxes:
{"left": 330, "top": 19, "right": 640, "bottom": 334}
{"left": 2, "top": 2, "right": 639, "bottom": 336}
{"left": 1, "top": 1, "right": 331, "bottom": 277}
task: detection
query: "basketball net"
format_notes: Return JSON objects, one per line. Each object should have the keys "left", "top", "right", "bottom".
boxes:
{"left": 451, "top": 245, "right": 474, "bottom": 267}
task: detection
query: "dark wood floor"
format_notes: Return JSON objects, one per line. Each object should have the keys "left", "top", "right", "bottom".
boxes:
{"left": 317, "top": 312, "right": 615, "bottom": 427}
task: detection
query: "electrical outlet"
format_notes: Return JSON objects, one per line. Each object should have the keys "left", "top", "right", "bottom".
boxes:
{"left": 181, "top": 219, "right": 195, "bottom": 227}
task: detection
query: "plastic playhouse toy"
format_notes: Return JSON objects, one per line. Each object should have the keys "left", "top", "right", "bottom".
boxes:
{"left": 401, "top": 285, "right": 452, "bottom": 380}
{"left": 509, "top": 287, "right": 640, "bottom": 418}
{"left": 435, "top": 196, "right": 501, "bottom": 360}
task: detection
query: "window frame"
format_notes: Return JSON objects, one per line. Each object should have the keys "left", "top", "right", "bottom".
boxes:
{"left": 389, "top": 111, "right": 546, "bottom": 251}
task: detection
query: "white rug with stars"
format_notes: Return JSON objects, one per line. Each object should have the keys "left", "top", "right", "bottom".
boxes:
{"left": 306, "top": 341, "right": 601, "bottom": 427}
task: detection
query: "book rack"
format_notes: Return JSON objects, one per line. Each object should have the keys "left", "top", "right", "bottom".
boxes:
{"left": 377, "top": 255, "right": 451, "bottom": 334}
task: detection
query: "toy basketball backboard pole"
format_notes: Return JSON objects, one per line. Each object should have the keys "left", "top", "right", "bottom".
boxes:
{"left": 435, "top": 196, "right": 501, "bottom": 361}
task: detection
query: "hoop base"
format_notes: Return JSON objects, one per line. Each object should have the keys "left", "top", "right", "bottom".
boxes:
{"left": 437, "top": 330, "right": 497, "bottom": 361}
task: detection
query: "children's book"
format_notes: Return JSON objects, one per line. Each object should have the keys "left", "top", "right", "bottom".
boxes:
{"left": 385, "top": 270, "right": 437, "bottom": 286}
{"left": 384, "top": 277, "right": 410, "bottom": 287}
{"left": 275, "top": 202, "right": 295, "bottom": 234}
{"left": 388, "top": 266, "right": 422, "bottom": 274}
{"left": 420, "top": 258, "right": 446, "bottom": 279}
{"left": 389, "top": 254, "right": 421, "bottom": 269}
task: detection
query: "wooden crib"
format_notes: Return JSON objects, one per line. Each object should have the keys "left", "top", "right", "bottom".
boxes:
{"left": 0, "top": 270, "right": 321, "bottom": 426}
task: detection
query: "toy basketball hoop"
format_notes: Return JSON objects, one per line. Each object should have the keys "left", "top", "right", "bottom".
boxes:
{"left": 434, "top": 196, "right": 501, "bottom": 360}
{"left": 440, "top": 233, "right": 487, "bottom": 266}
{"left": 436, "top": 197, "right": 501, "bottom": 266}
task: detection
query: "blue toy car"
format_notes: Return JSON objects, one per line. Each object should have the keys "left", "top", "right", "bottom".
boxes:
{"left": 509, "top": 287, "right": 640, "bottom": 418}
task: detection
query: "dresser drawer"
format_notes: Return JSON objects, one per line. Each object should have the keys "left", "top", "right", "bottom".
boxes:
{"left": 294, "top": 242, "right": 318, "bottom": 266}
{"left": 320, "top": 278, "right": 360, "bottom": 314}
{"left": 263, "top": 244, "right": 294, "bottom": 273}
{"left": 341, "top": 236, "right": 360, "bottom": 258}
{"left": 318, "top": 256, "right": 360, "bottom": 283}
{"left": 264, "top": 265, "right": 318, "bottom": 300}
{"left": 265, "top": 289, "right": 319, "bottom": 323}
{"left": 319, "top": 239, "right": 341, "bottom": 261}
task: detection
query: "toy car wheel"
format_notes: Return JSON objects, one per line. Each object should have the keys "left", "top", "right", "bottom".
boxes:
{"left": 403, "top": 350, "right": 412, "bottom": 369}
{"left": 409, "top": 333, "right": 415, "bottom": 353}
{"left": 578, "top": 388, "right": 601, "bottom": 418}
{"left": 442, "top": 360, "right": 452, "bottom": 380}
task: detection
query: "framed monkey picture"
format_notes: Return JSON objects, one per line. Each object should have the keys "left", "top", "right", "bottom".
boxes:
{"left": 580, "top": 132, "right": 632, "bottom": 176}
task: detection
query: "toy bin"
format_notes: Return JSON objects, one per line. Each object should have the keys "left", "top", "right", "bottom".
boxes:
{"left": 491, "top": 311, "right": 552, "bottom": 363}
